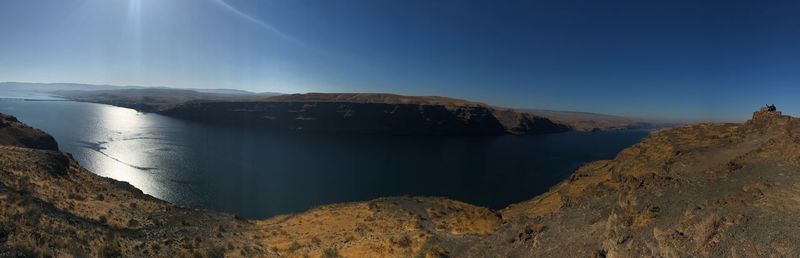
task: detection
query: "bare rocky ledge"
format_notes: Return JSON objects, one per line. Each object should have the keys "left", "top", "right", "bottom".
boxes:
{"left": 1, "top": 107, "right": 798, "bottom": 257}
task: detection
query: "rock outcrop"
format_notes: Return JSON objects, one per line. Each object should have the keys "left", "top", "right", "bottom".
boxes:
{"left": 0, "top": 113, "right": 58, "bottom": 150}
{"left": 2, "top": 107, "right": 799, "bottom": 257}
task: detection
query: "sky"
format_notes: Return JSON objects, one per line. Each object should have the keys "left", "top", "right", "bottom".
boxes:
{"left": 1, "top": 0, "right": 799, "bottom": 121}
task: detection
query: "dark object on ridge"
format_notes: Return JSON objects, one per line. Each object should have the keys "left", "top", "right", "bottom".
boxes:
{"left": 767, "top": 104, "right": 777, "bottom": 112}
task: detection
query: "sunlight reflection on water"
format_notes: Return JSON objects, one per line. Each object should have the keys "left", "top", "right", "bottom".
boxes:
{"left": 88, "top": 105, "right": 162, "bottom": 198}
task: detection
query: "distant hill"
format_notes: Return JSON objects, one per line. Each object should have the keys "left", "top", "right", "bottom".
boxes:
{"left": 0, "top": 82, "right": 281, "bottom": 97}
{"left": 150, "top": 87, "right": 254, "bottom": 95}
{"left": 0, "top": 82, "right": 144, "bottom": 92}
{"left": 265, "top": 93, "right": 488, "bottom": 107}
{"left": 522, "top": 109, "right": 674, "bottom": 131}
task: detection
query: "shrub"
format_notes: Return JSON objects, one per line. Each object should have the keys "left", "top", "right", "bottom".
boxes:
{"left": 68, "top": 193, "right": 85, "bottom": 201}
{"left": 396, "top": 235, "right": 412, "bottom": 248}
{"left": 287, "top": 241, "right": 302, "bottom": 253}
{"left": 322, "top": 248, "right": 340, "bottom": 258}
{"left": 128, "top": 219, "right": 140, "bottom": 228}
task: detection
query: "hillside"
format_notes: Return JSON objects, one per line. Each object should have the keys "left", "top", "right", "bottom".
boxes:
{"left": 1, "top": 107, "right": 799, "bottom": 257}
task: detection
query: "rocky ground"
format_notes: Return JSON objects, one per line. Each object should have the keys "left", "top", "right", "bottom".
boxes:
{"left": 1, "top": 107, "right": 798, "bottom": 257}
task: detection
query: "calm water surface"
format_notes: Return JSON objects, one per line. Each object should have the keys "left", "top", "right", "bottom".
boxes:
{"left": 0, "top": 97, "right": 648, "bottom": 218}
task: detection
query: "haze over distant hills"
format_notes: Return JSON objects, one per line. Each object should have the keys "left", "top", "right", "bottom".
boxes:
{"left": 0, "top": 82, "right": 281, "bottom": 96}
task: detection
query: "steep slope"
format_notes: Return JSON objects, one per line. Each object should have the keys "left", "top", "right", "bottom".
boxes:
{"left": 1, "top": 107, "right": 798, "bottom": 257}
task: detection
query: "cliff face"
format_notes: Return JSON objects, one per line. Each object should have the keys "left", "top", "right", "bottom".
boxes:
{"left": 2, "top": 108, "right": 798, "bottom": 257}
{"left": 162, "top": 101, "right": 570, "bottom": 135}
{"left": 58, "top": 90, "right": 574, "bottom": 135}
{"left": 491, "top": 108, "right": 574, "bottom": 134}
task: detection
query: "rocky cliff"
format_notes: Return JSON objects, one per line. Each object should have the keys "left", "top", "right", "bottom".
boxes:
{"left": 2, "top": 107, "right": 798, "bottom": 257}
{"left": 162, "top": 100, "right": 571, "bottom": 135}
{"left": 0, "top": 113, "right": 58, "bottom": 150}
{"left": 59, "top": 91, "right": 574, "bottom": 135}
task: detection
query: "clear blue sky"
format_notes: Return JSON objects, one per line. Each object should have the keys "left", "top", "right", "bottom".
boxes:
{"left": 1, "top": 0, "right": 799, "bottom": 121}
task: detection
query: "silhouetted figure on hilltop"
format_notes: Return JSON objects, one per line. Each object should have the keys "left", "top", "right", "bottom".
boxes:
{"left": 766, "top": 104, "right": 777, "bottom": 112}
